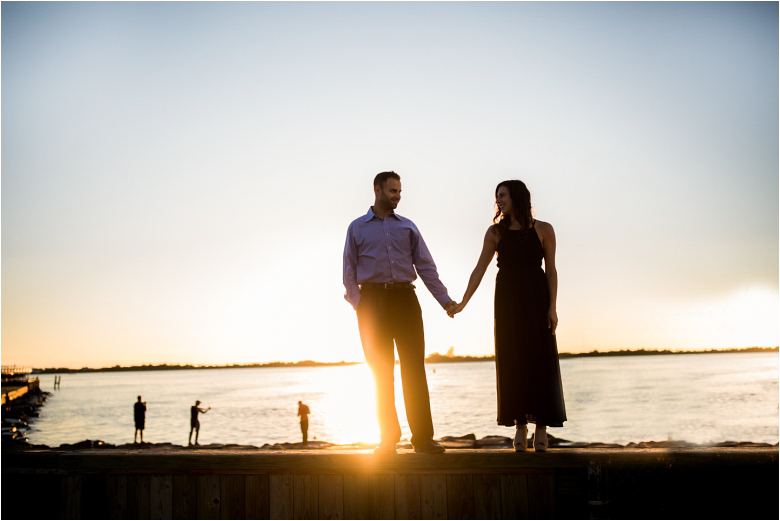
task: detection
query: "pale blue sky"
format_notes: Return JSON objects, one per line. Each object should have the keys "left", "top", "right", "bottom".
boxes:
{"left": 2, "top": 2, "right": 777, "bottom": 368}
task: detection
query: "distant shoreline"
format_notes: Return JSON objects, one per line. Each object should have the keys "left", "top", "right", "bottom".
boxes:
{"left": 33, "top": 360, "right": 362, "bottom": 375}
{"left": 32, "top": 346, "right": 777, "bottom": 374}
{"left": 426, "top": 346, "right": 778, "bottom": 364}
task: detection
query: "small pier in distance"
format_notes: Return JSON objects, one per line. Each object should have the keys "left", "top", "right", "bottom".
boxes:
{"left": 2, "top": 447, "right": 777, "bottom": 519}
{"left": 1, "top": 366, "right": 40, "bottom": 406}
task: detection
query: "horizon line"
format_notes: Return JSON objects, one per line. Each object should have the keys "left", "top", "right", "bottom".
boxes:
{"left": 20, "top": 346, "right": 779, "bottom": 373}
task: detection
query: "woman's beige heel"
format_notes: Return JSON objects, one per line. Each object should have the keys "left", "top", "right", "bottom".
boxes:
{"left": 534, "top": 425, "right": 548, "bottom": 452}
{"left": 513, "top": 424, "right": 528, "bottom": 452}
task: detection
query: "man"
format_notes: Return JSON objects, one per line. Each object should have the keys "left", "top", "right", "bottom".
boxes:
{"left": 134, "top": 396, "right": 147, "bottom": 443}
{"left": 188, "top": 400, "right": 210, "bottom": 446}
{"left": 297, "top": 400, "right": 310, "bottom": 446}
{"left": 343, "top": 171, "right": 455, "bottom": 454}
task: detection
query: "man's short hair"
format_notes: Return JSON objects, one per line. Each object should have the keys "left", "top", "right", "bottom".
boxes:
{"left": 373, "top": 171, "right": 400, "bottom": 189}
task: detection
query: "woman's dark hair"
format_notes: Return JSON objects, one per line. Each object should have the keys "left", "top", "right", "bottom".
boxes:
{"left": 493, "top": 180, "right": 533, "bottom": 239}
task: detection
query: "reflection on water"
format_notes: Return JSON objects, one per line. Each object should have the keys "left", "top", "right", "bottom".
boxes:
{"left": 27, "top": 352, "right": 778, "bottom": 447}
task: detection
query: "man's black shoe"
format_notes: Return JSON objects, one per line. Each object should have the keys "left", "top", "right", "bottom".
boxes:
{"left": 413, "top": 440, "right": 446, "bottom": 454}
{"left": 373, "top": 441, "right": 398, "bottom": 455}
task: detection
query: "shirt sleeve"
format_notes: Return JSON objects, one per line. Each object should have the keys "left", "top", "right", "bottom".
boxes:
{"left": 343, "top": 223, "right": 361, "bottom": 309}
{"left": 410, "top": 223, "right": 452, "bottom": 308}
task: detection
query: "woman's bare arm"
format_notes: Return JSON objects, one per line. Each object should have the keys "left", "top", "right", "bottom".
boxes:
{"left": 451, "top": 227, "right": 498, "bottom": 315}
{"left": 537, "top": 221, "right": 558, "bottom": 333}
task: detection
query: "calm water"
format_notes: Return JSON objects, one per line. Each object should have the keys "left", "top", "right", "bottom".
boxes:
{"left": 27, "top": 352, "right": 778, "bottom": 447}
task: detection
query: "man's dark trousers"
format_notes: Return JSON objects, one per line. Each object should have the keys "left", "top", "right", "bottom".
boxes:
{"left": 356, "top": 286, "right": 434, "bottom": 446}
{"left": 301, "top": 420, "right": 308, "bottom": 445}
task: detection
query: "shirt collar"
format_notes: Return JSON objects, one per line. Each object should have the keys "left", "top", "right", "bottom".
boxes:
{"left": 364, "top": 206, "right": 399, "bottom": 222}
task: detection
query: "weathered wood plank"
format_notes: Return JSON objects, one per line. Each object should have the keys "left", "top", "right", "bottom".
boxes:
{"left": 246, "top": 474, "right": 270, "bottom": 520}
{"left": 14, "top": 449, "right": 776, "bottom": 477}
{"left": 137, "top": 474, "right": 152, "bottom": 520}
{"left": 106, "top": 474, "right": 128, "bottom": 519}
{"left": 343, "top": 474, "right": 371, "bottom": 520}
{"left": 6, "top": 473, "right": 62, "bottom": 520}
{"left": 318, "top": 474, "right": 344, "bottom": 520}
{"left": 500, "top": 474, "right": 529, "bottom": 519}
{"left": 220, "top": 474, "right": 246, "bottom": 519}
{"left": 395, "top": 474, "right": 422, "bottom": 520}
{"left": 82, "top": 473, "right": 108, "bottom": 519}
{"left": 172, "top": 474, "right": 197, "bottom": 520}
{"left": 554, "top": 468, "right": 587, "bottom": 519}
{"left": 446, "top": 474, "right": 475, "bottom": 519}
{"left": 369, "top": 474, "right": 395, "bottom": 520}
{"left": 126, "top": 474, "right": 140, "bottom": 519}
{"left": 43, "top": 474, "right": 66, "bottom": 520}
{"left": 473, "top": 474, "right": 502, "bottom": 520}
{"left": 420, "top": 474, "right": 447, "bottom": 520}
{"left": 150, "top": 474, "right": 173, "bottom": 520}
{"left": 269, "top": 475, "right": 294, "bottom": 520}
{"left": 62, "top": 474, "right": 83, "bottom": 520}
{"left": 293, "top": 474, "right": 318, "bottom": 519}
{"left": 527, "top": 473, "right": 555, "bottom": 519}
{"left": 197, "top": 475, "right": 221, "bottom": 519}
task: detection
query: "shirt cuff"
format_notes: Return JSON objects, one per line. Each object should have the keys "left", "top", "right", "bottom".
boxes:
{"left": 436, "top": 294, "right": 454, "bottom": 308}
{"left": 344, "top": 291, "right": 361, "bottom": 310}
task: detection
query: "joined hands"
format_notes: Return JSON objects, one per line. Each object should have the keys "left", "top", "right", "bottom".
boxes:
{"left": 444, "top": 301, "right": 457, "bottom": 318}
{"left": 445, "top": 301, "right": 466, "bottom": 318}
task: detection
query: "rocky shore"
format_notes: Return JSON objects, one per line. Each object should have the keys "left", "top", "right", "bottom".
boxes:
{"left": 1, "top": 386, "right": 50, "bottom": 445}
{"left": 4, "top": 431, "right": 777, "bottom": 452}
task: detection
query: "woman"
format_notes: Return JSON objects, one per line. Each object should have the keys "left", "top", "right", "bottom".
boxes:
{"left": 451, "top": 180, "right": 566, "bottom": 452}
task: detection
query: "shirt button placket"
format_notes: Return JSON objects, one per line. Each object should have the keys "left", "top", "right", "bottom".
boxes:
{"left": 387, "top": 223, "right": 396, "bottom": 279}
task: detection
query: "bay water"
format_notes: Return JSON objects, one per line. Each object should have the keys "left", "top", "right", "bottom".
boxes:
{"left": 26, "top": 352, "right": 778, "bottom": 448}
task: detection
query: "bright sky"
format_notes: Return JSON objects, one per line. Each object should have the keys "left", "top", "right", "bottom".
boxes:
{"left": 2, "top": 2, "right": 778, "bottom": 369}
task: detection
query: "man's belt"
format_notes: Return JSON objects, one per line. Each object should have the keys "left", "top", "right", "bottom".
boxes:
{"left": 360, "top": 282, "right": 416, "bottom": 290}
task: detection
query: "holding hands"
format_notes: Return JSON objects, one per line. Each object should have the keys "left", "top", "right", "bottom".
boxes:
{"left": 444, "top": 301, "right": 457, "bottom": 318}
{"left": 447, "top": 301, "right": 466, "bottom": 318}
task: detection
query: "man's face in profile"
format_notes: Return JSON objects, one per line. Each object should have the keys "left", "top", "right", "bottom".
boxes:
{"left": 375, "top": 178, "right": 402, "bottom": 209}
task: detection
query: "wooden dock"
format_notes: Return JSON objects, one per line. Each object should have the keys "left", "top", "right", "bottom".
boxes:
{"left": 1, "top": 378, "right": 40, "bottom": 405}
{"left": 2, "top": 448, "right": 777, "bottom": 519}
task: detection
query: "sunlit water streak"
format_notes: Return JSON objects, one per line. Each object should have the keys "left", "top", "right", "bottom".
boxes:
{"left": 27, "top": 352, "right": 778, "bottom": 447}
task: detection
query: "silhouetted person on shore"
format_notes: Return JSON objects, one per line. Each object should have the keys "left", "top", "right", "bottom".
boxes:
{"left": 188, "top": 400, "right": 210, "bottom": 446}
{"left": 134, "top": 396, "right": 147, "bottom": 443}
{"left": 297, "top": 401, "right": 310, "bottom": 446}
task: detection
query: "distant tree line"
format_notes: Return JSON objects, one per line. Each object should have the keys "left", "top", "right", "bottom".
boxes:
{"left": 424, "top": 346, "right": 777, "bottom": 363}
{"left": 34, "top": 347, "right": 776, "bottom": 373}
{"left": 35, "top": 360, "right": 361, "bottom": 374}
{"left": 556, "top": 346, "right": 777, "bottom": 359}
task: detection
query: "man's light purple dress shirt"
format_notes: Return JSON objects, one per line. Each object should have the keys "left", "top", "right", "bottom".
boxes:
{"left": 343, "top": 207, "right": 452, "bottom": 310}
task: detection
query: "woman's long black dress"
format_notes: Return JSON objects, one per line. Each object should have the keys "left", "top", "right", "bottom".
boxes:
{"left": 494, "top": 223, "right": 567, "bottom": 427}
